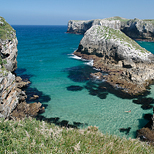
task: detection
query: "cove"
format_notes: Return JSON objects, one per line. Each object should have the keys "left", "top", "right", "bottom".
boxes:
{"left": 13, "top": 25, "right": 154, "bottom": 138}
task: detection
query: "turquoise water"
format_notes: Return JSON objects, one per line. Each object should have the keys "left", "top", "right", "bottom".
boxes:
{"left": 13, "top": 25, "right": 154, "bottom": 138}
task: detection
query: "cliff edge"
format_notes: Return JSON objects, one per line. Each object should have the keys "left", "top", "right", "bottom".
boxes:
{"left": 0, "top": 17, "right": 44, "bottom": 118}
{"left": 67, "top": 16, "right": 154, "bottom": 41}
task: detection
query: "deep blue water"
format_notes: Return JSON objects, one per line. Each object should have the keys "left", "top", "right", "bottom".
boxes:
{"left": 12, "top": 25, "right": 154, "bottom": 138}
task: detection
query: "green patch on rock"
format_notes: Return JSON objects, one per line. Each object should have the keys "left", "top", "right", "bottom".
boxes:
{"left": 95, "top": 25, "right": 149, "bottom": 54}
{"left": 105, "top": 16, "right": 129, "bottom": 24}
{"left": 0, "top": 16, "right": 16, "bottom": 40}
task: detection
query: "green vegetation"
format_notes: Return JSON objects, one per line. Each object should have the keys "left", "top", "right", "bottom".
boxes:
{"left": 143, "top": 19, "right": 154, "bottom": 26}
{"left": 0, "top": 16, "right": 16, "bottom": 40}
{"left": 95, "top": 25, "right": 149, "bottom": 54}
{"left": 0, "top": 117, "right": 154, "bottom": 153}
{"left": 105, "top": 16, "right": 129, "bottom": 24}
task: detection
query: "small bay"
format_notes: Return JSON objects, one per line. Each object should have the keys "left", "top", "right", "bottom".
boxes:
{"left": 13, "top": 25, "right": 154, "bottom": 138}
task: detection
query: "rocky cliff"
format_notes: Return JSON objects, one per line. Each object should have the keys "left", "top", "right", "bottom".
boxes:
{"left": 0, "top": 17, "right": 44, "bottom": 118}
{"left": 74, "top": 25, "right": 154, "bottom": 97}
{"left": 67, "top": 16, "right": 154, "bottom": 41}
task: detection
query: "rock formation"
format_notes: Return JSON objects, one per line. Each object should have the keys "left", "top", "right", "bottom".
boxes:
{"left": 67, "top": 16, "right": 154, "bottom": 41}
{"left": 0, "top": 17, "right": 44, "bottom": 119}
{"left": 74, "top": 25, "right": 154, "bottom": 97}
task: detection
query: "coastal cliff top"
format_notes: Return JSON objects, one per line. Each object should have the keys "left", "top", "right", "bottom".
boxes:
{"left": 0, "top": 16, "right": 16, "bottom": 41}
{"left": 85, "top": 25, "right": 149, "bottom": 54}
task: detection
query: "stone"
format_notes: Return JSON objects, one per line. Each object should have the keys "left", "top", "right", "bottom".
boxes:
{"left": 137, "top": 128, "right": 154, "bottom": 143}
{"left": 10, "top": 101, "right": 45, "bottom": 119}
{"left": 67, "top": 16, "right": 154, "bottom": 41}
{"left": 73, "top": 25, "right": 154, "bottom": 97}
{"left": 29, "top": 95, "right": 39, "bottom": 100}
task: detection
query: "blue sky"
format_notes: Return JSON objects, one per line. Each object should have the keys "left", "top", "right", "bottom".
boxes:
{"left": 1, "top": 0, "right": 154, "bottom": 25}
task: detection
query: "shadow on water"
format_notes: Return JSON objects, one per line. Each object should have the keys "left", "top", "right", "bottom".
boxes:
{"left": 15, "top": 68, "right": 51, "bottom": 107}
{"left": 15, "top": 68, "right": 34, "bottom": 81}
{"left": 64, "top": 64, "right": 151, "bottom": 100}
{"left": 85, "top": 81, "right": 108, "bottom": 99}
{"left": 36, "top": 115, "right": 88, "bottom": 129}
{"left": 63, "top": 65, "right": 97, "bottom": 83}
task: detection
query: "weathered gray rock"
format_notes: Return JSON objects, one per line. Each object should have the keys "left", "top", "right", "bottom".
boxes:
{"left": 67, "top": 16, "right": 154, "bottom": 41}
{"left": 0, "top": 70, "right": 18, "bottom": 118}
{"left": 121, "top": 18, "right": 154, "bottom": 41}
{"left": 67, "top": 17, "right": 122, "bottom": 34}
{"left": 75, "top": 25, "right": 154, "bottom": 96}
{"left": 77, "top": 25, "right": 154, "bottom": 64}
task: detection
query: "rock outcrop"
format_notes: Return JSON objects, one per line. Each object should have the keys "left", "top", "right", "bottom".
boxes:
{"left": 74, "top": 25, "right": 154, "bottom": 97}
{"left": 67, "top": 16, "right": 154, "bottom": 41}
{"left": 0, "top": 17, "right": 44, "bottom": 118}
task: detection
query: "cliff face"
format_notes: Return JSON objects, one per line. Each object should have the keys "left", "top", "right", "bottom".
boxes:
{"left": 67, "top": 18, "right": 121, "bottom": 34}
{"left": 121, "top": 18, "right": 154, "bottom": 41}
{"left": 67, "top": 16, "right": 154, "bottom": 41}
{"left": 0, "top": 17, "right": 44, "bottom": 119}
{"left": 74, "top": 25, "right": 154, "bottom": 97}
{"left": 0, "top": 17, "right": 20, "bottom": 118}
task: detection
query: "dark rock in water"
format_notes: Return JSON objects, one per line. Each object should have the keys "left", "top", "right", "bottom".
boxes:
{"left": 67, "top": 85, "right": 83, "bottom": 91}
{"left": 141, "top": 104, "right": 153, "bottom": 110}
{"left": 137, "top": 127, "right": 154, "bottom": 143}
{"left": 143, "top": 114, "right": 153, "bottom": 121}
{"left": 119, "top": 127, "right": 131, "bottom": 135}
{"left": 10, "top": 102, "right": 44, "bottom": 119}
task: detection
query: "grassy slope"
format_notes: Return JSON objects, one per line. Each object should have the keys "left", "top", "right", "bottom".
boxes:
{"left": 95, "top": 25, "right": 149, "bottom": 54}
{"left": 0, "top": 16, "right": 15, "bottom": 40}
{"left": 0, "top": 118, "right": 154, "bottom": 154}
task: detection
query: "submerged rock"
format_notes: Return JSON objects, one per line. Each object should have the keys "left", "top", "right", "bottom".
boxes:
{"left": 67, "top": 85, "right": 83, "bottom": 91}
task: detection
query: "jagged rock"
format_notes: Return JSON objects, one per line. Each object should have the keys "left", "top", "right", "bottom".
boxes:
{"left": 74, "top": 25, "right": 154, "bottom": 97}
{"left": 67, "top": 16, "right": 154, "bottom": 41}
{"left": 29, "top": 94, "right": 39, "bottom": 100}
{"left": 137, "top": 128, "right": 154, "bottom": 143}
{"left": 10, "top": 101, "right": 45, "bottom": 119}
{"left": 15, "top": 76, "right": 30, "bottom": 89}
{"left": 122, "top": 18, "right": 154, "bottom": 41}
{"left": 67, "top": 18, "right": 121, "bottom": 34}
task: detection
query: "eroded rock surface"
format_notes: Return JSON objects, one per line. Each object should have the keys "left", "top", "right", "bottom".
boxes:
{"left": 74, "top": 25, "right": 154, "bottom": 97}
{"left": 67, "top": 16, "right": 154, "bottom": 41}
{"left": 0, "top": 17, "right": 44, "bottom": 118}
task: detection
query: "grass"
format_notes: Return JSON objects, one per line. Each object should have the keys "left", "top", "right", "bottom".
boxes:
{"left": 95, "top": 25, "right": 149, "bottom": 54}
{"left": 143, "top": 19, "right": 154, "bottom": 26}
{"left": 0, "top": 16, "right": 16, "bottom": 40}
{"left": 104, "top": 16, "right": 129, "bottom": 24}
{"left": 0, "top": 117, "right": 154, "bottom": 154}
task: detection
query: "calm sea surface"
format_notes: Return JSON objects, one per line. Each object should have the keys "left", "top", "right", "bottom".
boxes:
{"left": 12, "top": 25, "right": 154, "bottom": 138}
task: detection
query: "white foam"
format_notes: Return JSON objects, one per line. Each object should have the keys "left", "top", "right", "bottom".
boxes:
{"left": 84, "top": 60, "right": 94, "bottom": 66}
{"left": 69, "top": 54, "right": 82, "bottom": 60}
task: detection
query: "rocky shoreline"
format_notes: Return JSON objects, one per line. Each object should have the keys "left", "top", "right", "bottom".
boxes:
{"left": 0, "top": 16, "right": 44, "bottom": 120}
{"left": 69, "top": 20, "right": 154, "bottom": 143}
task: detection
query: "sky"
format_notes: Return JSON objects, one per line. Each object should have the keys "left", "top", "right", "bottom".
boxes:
{"left": 1, "top": 0, "right": 154, "bottom": 25}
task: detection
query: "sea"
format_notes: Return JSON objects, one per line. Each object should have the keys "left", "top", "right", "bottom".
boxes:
{"left": 12, "top": 25, "right": 154, "bottom": 138}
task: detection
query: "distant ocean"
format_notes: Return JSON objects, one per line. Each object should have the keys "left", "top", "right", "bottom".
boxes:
{"left": 12, "top": 25, "right": 154, "bottom": 138}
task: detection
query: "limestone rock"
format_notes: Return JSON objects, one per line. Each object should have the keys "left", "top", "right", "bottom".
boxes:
{"left": 122, "top": 18, "right": 154, "bottom": 41}
{"left": 74, "top": 25, "right": 154, "bottom": 97}
{"left": 77, "top": 25, "right": 153, "bottom": 64}
{"left": 67, "top": 16, "right": 154, "bottom": 41}
{"left": 10, "top": 101, "right": 45, "bottom": 119}
{"left": 0, "top": 17, "right": 18, "bottom": 72}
